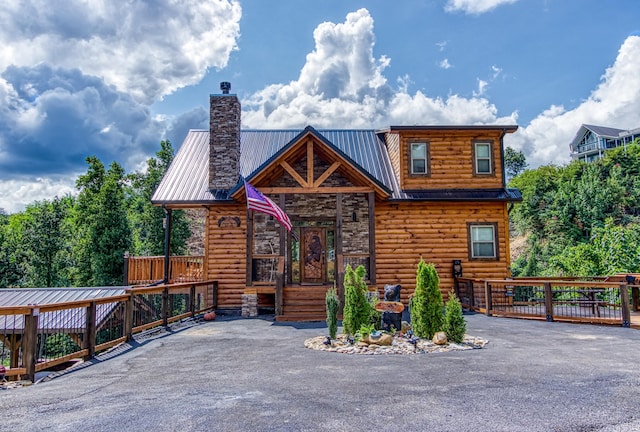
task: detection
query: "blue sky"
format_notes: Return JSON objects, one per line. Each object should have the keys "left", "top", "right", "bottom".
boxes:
{"left": 1, "top": 0, "right": 639, "bottom": 213}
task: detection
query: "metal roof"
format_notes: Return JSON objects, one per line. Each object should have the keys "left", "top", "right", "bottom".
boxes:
{"left": 0, "top": 287, "right": 128, "bottom": 334}
{"left": 152, "top": 127, "right": 521, "bottom": 204}
{"left": 395, "top": 188, "right": 522, "bottom": 202}
{"left": 153, "top": 128, "right": 399, "bottom": 203}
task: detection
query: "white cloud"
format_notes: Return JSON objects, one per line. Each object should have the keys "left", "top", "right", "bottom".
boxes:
{"left": 439, "top": 59, "right": 452, "bottom": 69}
{"left": 243, "top": 9, "right": 517, "bottom": 129}
{"left": 445, "top": 0, "right": 519, "bottom": 15}
{"left": 0, "top": 177, "right": 77, "bottom": 214}
{"left": 0, "top": 0, "right": 242, "bottom": 104}
{"left": 474, "top": 79, "right": 488, "bottom": 96}
{"left": 510, "top": 35, "right": 640, "bottom": 167}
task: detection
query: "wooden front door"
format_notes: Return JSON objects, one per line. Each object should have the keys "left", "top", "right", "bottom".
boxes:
{"left": 301, "top": 227, "right": 326, "bottom": 283}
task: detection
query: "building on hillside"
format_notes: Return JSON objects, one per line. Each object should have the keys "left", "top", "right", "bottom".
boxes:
{"left": 151, "top": 82, "right": 522, "bottom": 320}
{"left": 570, "top": 124, "right": 640, "bottom": 162}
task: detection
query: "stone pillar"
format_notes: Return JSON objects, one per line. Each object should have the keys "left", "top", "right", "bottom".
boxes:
{"left": 242, "top": 290, "right": 258, "bottom": 317}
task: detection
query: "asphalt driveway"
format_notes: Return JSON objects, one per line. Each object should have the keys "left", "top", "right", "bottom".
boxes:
{"left": 2, "top": 313, "right": 640, "bottom": 432}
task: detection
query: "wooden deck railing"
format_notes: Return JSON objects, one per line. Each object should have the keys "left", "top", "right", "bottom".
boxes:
{"left": 456, "top": 275, "right": 640, "bottom": 328}
{"left": 0, "top": 280, "right": 218, "bottom": 383}
{"left": 124, "top": 255, "right": 204, "bottom": 285}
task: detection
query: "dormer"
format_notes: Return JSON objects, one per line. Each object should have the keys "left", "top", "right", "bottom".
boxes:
{"left": 380, "top": 125, "right": 518, "bottom": 191}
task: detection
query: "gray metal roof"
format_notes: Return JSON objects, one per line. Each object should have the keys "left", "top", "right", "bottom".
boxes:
{"left": 153, "top": 128, "right": 399, "bottom": 203}
{"left": 0, "top": 287, "right": 128, "bottom": 334}
{"left": 152, "top": 127, "right": 520, "bottom": 204}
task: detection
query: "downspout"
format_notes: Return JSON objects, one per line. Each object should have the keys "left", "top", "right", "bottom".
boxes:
{"left": 163, "top": 205, "right": 173, "bottom": 284}
{"left": 500, "top": 128, "right": 507, "bottom": 188}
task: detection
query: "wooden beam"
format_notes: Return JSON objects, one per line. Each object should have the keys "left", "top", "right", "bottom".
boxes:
{"left": 246, "top": 209, "right": 253, "bottom": 287}
{"left": 280, "top": 161, "right": 308, "bottom": 187}
{"left": 368, "top": 191, "right": 376, "bottom": 285}
{"left": 307, "top": 140, "right": 314, "bottom": 186}
{"left": 258, "top": 186, "right": 375, "bottom": 194}
{"left": 313, "top": 161, "right": 341, "bottom": 188}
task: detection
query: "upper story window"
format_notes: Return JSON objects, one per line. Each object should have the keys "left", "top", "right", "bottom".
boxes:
{"left": 468, "top": 223, "right": 498, "bottom": 260}
{"left": 473, "top": 141, "right": 493, "bottom": 175}
{"left": 410, "top": 142, "right": 429, "bottom": 175}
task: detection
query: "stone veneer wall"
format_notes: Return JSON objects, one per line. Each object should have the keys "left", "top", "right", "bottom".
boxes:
{"left": 209, "top": 94, "right": 241, "bottom": 191}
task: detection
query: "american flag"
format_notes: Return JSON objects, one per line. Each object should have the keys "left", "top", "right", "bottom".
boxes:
{"left": 244, "top": 180, "right": 293, "bottom": 233}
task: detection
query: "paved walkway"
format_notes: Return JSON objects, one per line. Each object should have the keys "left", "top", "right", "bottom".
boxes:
{"left": 2, "top": 314, "right": 640, "bottom": 432}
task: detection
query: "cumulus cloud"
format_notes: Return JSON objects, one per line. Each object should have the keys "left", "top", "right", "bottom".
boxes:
{"left": 511, "top": 35, "right": 640, "bottom": 167}
{"left": 0, "top": 0, "right": 241, "bottom": 104}
{"left": 0, "top": 177, "right": 77, "bottom": 214}
{"left": 444, "top": 0, "right": 519, "bottom": 15}
{"left": 0, "top": 65, "right": 163, "bottom": 178}
{"left": 0, "top": 1, "right": 241, "bottom": 212}
{"left": 243, "top": 9, "right": 516, "bottom": 129}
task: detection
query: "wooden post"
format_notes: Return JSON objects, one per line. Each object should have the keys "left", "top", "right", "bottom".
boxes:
{"left": 484, "top": 281, "right": 492, "bottom": 316}
{"left": 23, "top": 310, "right": 39, "bottom": 383}
{"left": 468, "top": 280, "right": 475, "bottom": 308}
{"left": 368, "top": 192, "right": 376, "bottom": 285}
{"left": 10, "top": 334, "right": 20, "bottom": 369}
{"left": 85, "top": 302, "right": 97, "bottom": 360}
{"left": 124, "top": 295, "right": 134, "bottom": 342}
{"left": 620, "top": 283, "right": 631, "bottom": 328}
{"left": 123, "top": 253, "right": 129, "bottom": 286}
{"left": 632, "top": 286, "right": 640, "bottom": 312}
{"left": 162, "top": 286, "right": 169, "bottom": 326}
{"left": 336, "top": 193, "right": 344, "bottom": 312}
{"left": 246, "top": 209, "right": 254, "bottom": 287}
{"left": 212, "top": 281, "right": 219, "bottom": 309}
{"left": 163, "top": 207, "right": 173, "bottom": 283}
{"left": 544, "top": 282, "right": 554, "bottom": 322}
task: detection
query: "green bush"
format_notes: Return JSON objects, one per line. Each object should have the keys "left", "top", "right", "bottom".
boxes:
{"left": 410, "top": 258, "right": 443, "bottom": 339}
{"left": 325, "top": 286, "right": 340, "bottom": 339}
{"left": 342, "top": 264, "right": 370, "bottom": 335}
{"left": 443, "top": 290, "right": 466, "bottom": 343}
{"left": 368, "top": 294, "right": 382, "bottom": 331}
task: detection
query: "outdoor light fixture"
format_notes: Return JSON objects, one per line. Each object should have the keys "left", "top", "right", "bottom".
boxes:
{"left": 452, "top": 260, "right": 463, "bottom": 278}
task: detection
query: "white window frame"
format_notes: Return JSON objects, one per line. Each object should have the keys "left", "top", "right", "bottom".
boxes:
{"left": 468, "top": 223, "right": 497, "bottom": 259}
{"left": 473, "top": 141, "right": 493, "bottom": 175}
{"left": 409, "top": 142, "right": 429, "bottom": 175}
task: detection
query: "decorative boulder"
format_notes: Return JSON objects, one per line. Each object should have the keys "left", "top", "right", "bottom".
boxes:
{"left": 366, "top": 333, "right": 393, "bottom": 346}
{"left": 432, "top": 331, "right": 448, "bottom": 345}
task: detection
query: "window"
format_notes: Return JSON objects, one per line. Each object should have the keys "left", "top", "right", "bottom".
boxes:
{"left": 468, "top": 223, "right": 498, "bottom": 259}
{"left": 473, "top": 141, "right": 493, "bottom": 175}
{"left": 410, "top": 142, "right": 429, "bottom": 175}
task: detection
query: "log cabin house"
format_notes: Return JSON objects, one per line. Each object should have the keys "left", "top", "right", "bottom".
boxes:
{"left": 151, "top": 83, "right": 521, "bottom": 321}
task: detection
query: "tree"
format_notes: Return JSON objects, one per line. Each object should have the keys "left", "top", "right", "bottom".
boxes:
{"left": 73, "top": 157, "right": 131, "bottom": 286}
{"left": 342, "top": 264, "right": 370, "bottom": 335}
{"left": 443, "top": 290, "right": 466, "bottom": 343}
{"left": 410, "top": 258, "right": 443, "bottom": 339}
{"left": 504, "top": 147, "right": 528, "bottom": 180}
{"left": 127, "top": 140, "right": 190, "bottom": 256}
{"left": 22, "top": 197, "right": 72, "bottom": 287}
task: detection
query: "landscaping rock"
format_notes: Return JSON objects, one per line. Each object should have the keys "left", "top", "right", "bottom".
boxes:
{"left": 433, "top": 331, "right": 448, "bottom": 345}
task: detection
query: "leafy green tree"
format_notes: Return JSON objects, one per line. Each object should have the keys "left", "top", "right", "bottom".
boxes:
{"left": 22, "top": 197, "right": 73, "bottom": 287}
{"left": 92, "top": 162, "right": 131, "bottom": 286}
{"left": 443, "top": 290, "right": 466, "bottom": 343}
{"left": 342, "top": 264, "right": 370, "bottom": 335}
{"left": 74, "top": 157, "right": 131, "bottom": 286}
{"left": 127, "top": 140, "right": 189, "bottom": 256}
{"left": 410, "top": 258, "right": 443, "bottom": 339}
{"left": 505, "top": 147, "right": 528, "bottom": 180}
{"left": 0, "top": 212, "right": 27, "bottom": 287}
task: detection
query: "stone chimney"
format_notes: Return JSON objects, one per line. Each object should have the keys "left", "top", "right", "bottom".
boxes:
{"left": 209, "top": 81, "right": 240, "bottom": 191}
